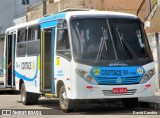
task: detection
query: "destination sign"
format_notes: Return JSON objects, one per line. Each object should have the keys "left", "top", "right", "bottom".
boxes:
{"left": 90, "top": 66, "right": 145, "bottom": 78}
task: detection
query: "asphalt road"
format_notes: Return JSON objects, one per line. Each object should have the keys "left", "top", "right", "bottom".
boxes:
{"left": 0, "top": 92, "right": 159, "bottom": 117}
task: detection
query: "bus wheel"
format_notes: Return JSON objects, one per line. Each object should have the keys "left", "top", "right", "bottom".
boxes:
{"left": 21, "top": 83, "right": 31, "bottom": 105}
{"left": 122, "top": 98, "right": 138, "bottom": 108}
{"left": 31, "top": 94, "right": 39, "bottom": 104}
{"left": 59, "top": 86, "right": 73, "bottom": 112}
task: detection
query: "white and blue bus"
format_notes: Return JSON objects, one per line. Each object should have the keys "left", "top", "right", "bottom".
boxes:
{"left": 4, "top": 10, "right": 155, "bottom": 112}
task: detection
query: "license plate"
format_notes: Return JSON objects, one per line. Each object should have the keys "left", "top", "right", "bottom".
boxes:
{"left": 112, "top": 88, "right": 127, "bottom": 94}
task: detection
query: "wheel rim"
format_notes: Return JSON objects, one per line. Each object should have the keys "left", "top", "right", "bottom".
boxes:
{"left": 21, "top": 85, "right": 26, "bottom": 102}
{"left": 60, "top": 89, "right": 68, "bottom": 109}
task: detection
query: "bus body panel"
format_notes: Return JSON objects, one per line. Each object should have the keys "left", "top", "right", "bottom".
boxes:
{"left": 69, "top": 62, "right": 155, "bottom": 99}
{"left": 54, "top": 55, "right": 72, "bottom": 98}
{"left": 15, "top": 56, "right": 40, "bottom": 93}
{"left": 4, "top": 11, "right": 156, "bottom": 106}
{"left": 4, "top": 20, "right": 39, "bottom": 89}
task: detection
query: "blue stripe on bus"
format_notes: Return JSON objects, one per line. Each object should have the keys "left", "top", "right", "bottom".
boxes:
{"left": 14, "top": 70, "right": 37, "bottom": 81}
{"left": 90, "top": 66, "right": 145, "bottom": 85}
{"left": 40, "top": 20, "right": 58, "bottom": 29}
{"left": 39, "top": 12, "right": 66, "bottom": 29}
{"left": 39, "top": 12, "right": 66, "bottom": 23}
{"left": 51, "top": 28, "right": 55, "bottom": 93}
{"left": 14, "top": 57, "right": 38, "bottom": 81}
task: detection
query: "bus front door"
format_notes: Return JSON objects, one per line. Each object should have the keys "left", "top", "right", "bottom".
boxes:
{"left": 6, "top": 32, "right": 16, "bottom": 88}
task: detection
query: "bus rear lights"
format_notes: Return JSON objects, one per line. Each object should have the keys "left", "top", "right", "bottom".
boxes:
{"left": 86, "top": 86, "right": 93, "bottom": 89}
{"left": 146, "top": 84, "right": 151, "bottom": 88}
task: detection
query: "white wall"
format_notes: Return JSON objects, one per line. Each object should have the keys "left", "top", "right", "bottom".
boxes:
{"left": 147, "top": 33, "right": 160, "bottom": 91}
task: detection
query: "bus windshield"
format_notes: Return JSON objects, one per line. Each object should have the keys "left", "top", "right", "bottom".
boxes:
{"left": 70, "top": 18, "right": 151, "bottom": 63}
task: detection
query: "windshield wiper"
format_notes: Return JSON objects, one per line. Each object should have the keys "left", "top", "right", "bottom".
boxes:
{"left": 95, "top": 28, "right": 108, "bottom": 63}
{"left": 116, "top": 28, "right": 138, "bottom": 60}
{"left": 116, "top": 28, "right": 124, "bottom": 51}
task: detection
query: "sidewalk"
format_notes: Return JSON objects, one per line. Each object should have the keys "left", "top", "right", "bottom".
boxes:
{"left": 0, "top": 77, "right": 4, "bottom": 84}
{"left": 138, "top": 93, "right": 160, "bottom": 109}
{"left": 0, "top": 77, "right": 3, "bottom": 82}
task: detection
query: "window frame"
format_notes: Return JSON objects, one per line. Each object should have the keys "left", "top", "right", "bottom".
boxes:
{"left": 56, "top": 19, "right": 72, "bottom": 61}
{"left": 16, "top": 25, "right": 41, "bottom": 57}
{"left": 17, "top": 28, "right": 27, "bottom": 57}
{"left": 27, "top": 25, "right": 41, "bottom": 42}
{"left": 27, "top": 25, "right": 41, "bottom": 56}
{"left": 17, "top": 28, "right": 27, "bottom": 43}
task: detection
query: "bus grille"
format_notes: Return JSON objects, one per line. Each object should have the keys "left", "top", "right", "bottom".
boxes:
{"left": 96, "top": 76, "right": 141, "bottom": 85}
{"left": 102, "top": 89, "right": 136, "bottom": 96}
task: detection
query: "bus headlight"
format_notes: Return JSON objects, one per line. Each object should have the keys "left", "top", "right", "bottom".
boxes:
{"left": 76, "top": 69, "right": 98, "bottom": 85}
{"left": 85, "top": 75, "right": 93, "bottom": 82}
{"left": 139, "top": 68, "right": 155, "bottom": 84}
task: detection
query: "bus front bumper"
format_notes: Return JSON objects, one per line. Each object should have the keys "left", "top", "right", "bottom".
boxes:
{"left": 74, "top": 74, "right": 156, "bottom": 99}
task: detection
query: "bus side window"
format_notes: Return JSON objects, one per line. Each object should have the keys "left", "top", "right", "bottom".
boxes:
{"left": 17, "top": 28, "right": 27, "bottom": 57}
{"left": 57, "top": 29, "right": 69, "bottom": 50}
{"left": 18, "top": 29, "right": 27, "bottom": 43}
{"left": 27, "top": 25, "right": 40, "bottom": 56}
{"left": 56, "top": 29, "right": 71, "bottom": 60}
{"left": 28, "top": 26, "right": 40, "bottom": 41}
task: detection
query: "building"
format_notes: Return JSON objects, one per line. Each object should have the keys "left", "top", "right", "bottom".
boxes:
{"left": 0, "top": 0, "right": 42, "bottom": 70}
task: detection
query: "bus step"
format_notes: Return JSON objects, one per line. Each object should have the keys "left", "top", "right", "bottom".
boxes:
{"left": 44, "top": 93, "right": 56, "bottom": 98}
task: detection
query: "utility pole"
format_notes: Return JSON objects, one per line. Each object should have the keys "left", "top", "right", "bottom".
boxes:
{"left": 58, "top": 1, "right": 61, "bottom": 12}
{"left": 43, "top": 0, "right": 47, "bottom": 16}
{"left": 54, "top": 0, "right": 61, "bottom": 12}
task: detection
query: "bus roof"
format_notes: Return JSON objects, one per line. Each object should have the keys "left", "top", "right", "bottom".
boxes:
{"left": 65, "top": 10, "right": 137, "bottom": 18}
{"left": 39, "top": 10, "right": 137, "bottom": 29}
{"left": 6, "top": 10, "right": 137, "bottom": 32}
{"left": 39, "top": 10, "right": 137, "bottom": 22}
{"left": 39, "top": 12, "right": 66, "bottom": 23}
{"left": 6, "top": 19, "right": 39, "bottom": 33}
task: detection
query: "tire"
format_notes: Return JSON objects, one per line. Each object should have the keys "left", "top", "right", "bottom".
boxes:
{"left": 122, "top": 98, "right": 138, "bottom": 108}
{"left": 59, "top": 86, "right": 73, "bottom": 112}
{"left": 31, "top": 94, "right": 39, "bottom": 104}
{"left": 21, "top": 83, "right": 32, "bottom": 105}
